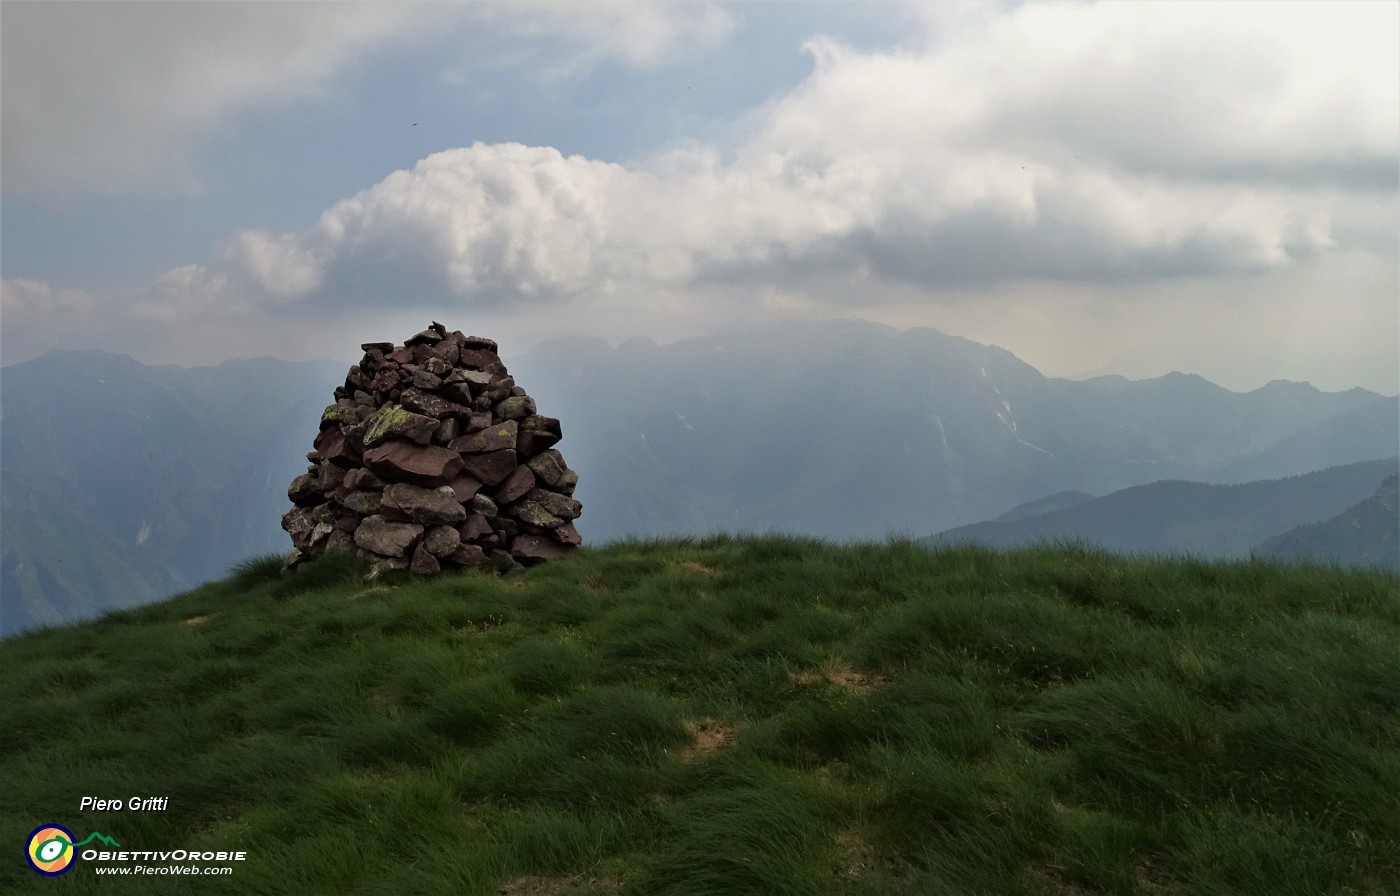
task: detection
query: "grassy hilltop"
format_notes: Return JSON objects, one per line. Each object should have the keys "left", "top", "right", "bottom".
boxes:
{"left": 3, "top": 537, "right": 1398, "bottom": 895}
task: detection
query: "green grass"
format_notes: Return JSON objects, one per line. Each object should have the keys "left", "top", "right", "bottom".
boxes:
{"left": 2, "top": 536, "right": 1397, "bottom": 895}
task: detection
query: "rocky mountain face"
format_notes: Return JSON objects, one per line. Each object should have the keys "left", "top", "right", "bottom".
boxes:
{"left": 283, "top": 323, "right": 581, "bottom": 574}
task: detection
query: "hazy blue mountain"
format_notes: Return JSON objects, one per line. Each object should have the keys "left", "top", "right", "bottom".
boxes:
{"left": 923, "top": 458, "right": 1399, "bottom": 561}
{"left": 509, "top": 320, "right": 1398, "bottom": 543}
{"left": 1209, "top": 396, "right": 1400, "bottom": 482}
{"left": 993, "top": 491, "right": 1097, "bottom": 522}
{"left": 3, "top": 321, "right": 1396, "bottom": 635}
{"left": 1, "top": 350, "right": 345, "bottom": 636}
{"left": 1253, "top": 474, "right": 1399, "bottom": 571}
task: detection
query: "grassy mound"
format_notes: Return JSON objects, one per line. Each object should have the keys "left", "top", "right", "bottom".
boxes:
{"left": 3, "top": 536, "right": 1397, "bottom": 894}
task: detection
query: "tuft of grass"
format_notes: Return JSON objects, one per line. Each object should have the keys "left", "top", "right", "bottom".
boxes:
{"left": 1, "top": 536, "right": 1396, "bottom": 895}
{"left": 226, "top": 552, "right": 287, "bottom": 588}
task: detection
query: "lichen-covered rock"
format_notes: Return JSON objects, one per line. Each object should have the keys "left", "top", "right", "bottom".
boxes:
{"left": 379, "top": 483, "right": 467, "bottom": 526}
{"left": 449, "top": 420, "right": 518, "bottom": 454}
{"left": 283, "top": 322, "right": 581, "bottom": 573}
{"left": 353, "top": 515, "right": 423, "bottom": 558}
{"left": 362, "top": 403, "right": 438, "bottom": 447}
{"left": 525, "top": 449, "right": 570, "bottom": 487}
{"left": 423, "top": 525, "right": 462, "bottom": 557}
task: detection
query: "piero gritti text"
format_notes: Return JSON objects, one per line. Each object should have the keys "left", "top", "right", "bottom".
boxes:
{"left": 80, "top": 796, "right": 170, "bottom": 812}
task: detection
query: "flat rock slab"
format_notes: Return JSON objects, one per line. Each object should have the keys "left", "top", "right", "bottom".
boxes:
{"left": 363, "top": 440, "right": 464, "bottom": 487}
{"left": 380, "top": 483, "right": 467, "bottom": 525}
{"left": 460, "top": 449, "right": 517, "bottom": 486}
{"left": 354, "top": 515, "right": 424, "bottom": 558}
{"left": 450, "top": 420, "right": 518, "bottom": 454}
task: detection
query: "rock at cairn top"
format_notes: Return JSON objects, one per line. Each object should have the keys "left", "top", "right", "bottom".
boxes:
{"left": 283, "top": 321, "right": 581, "bottom": 573}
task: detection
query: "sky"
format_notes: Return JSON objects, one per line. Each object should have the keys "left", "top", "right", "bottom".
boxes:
{"left": 2, "top": 0, "right": 1397, "bottom": 393}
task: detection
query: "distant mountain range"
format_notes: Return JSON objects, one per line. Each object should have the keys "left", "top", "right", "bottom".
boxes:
{"left": 1254, "top": 474, "right": 1399, "bottom": 571}
{"left": 3, "top": 320, "right": 1397, "bottom": 635}
{"left": 1, "top": 351, "right": 346, "bottom": 636}
{"left": 924, "top": 457, "right": 1399, "bottom": 567}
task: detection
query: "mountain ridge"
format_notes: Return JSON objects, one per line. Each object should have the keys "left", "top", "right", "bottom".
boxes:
{"left": 3, "top": 321, "right": 1396, "bottom": 635}
{"left": 925, "top": 457, "right": 1399, "bottom": 564}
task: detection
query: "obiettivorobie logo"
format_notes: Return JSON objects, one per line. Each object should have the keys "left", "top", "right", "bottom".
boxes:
{"left": 25, "top": 824, "right": 120, "bottom": 876}
{"left": 24, "top": 822, "right": 248, "bottom": 877}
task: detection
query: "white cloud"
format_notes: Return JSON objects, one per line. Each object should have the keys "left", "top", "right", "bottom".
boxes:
{"left": 15, "top": 1, "right": 1395, "bottom": 391}
{"left": 138, "top": 0, "right": 1394, "bottom": 317}
{"left": 1, "top": 2, "right": 439, "bottom": 197}
{"left": 0, "top": 1, "right": 735, "bottom": 198}
{"left": 0, "top": 277, "right": 96, "bottom": 318}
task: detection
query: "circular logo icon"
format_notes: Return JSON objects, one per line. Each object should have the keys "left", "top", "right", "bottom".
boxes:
{"left": 26, "top": 824, "right": 76, "bottom": 876}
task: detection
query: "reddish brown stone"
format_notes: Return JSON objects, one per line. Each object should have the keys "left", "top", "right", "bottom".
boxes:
{"left": 447, "top": 544, "right": 486, "bottom": 567}
{"left": 446, "top": 474, "right": 483, "bottom": 503}
{"left": 494, "top": 464, "right": 535, "bottom": 504}
{"left": 314, "top": 427, "right": 360, "bottom": 467}
{"left": 370, "top": 368, "right": 400, "bottom": 393}
{"left": 551, "top": 522, "right": 582, "bottom": 546}
{"left": 516, "top": 415, "right": 562, "bottom": 454}
{"left": 406, "top": 326, "right": 444, "bottom": 346}
{"left": 511, "top": 534, "right": 570, "bottom": 561}
{"left": 459, "top": 348, "right": 505, "bottom": 372}
{"left": 411, "top": 543, "right": 441, "bottom": 575}
{"left": 342, "top": 468, "right": 384, "bottom": 491}
{"left": 363, "top": 440, "right": 464, "bottom": 487}
{"left": 459, "top": 513, "right": 494, "bottom": 541}
{"left": 441, "top": 383, "right": 475, "bottom": 405}
{"left": 459, "top": 449, "right": 517, "bottom": 486}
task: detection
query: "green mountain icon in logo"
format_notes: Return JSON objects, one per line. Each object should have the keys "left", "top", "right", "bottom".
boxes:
{"left": 72, "top": 831, "right": 121, "bottom": 849}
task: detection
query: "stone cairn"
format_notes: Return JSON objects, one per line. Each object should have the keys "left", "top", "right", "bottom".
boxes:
{"left": 282, "top": 322, "right": 581, "bottom": 574}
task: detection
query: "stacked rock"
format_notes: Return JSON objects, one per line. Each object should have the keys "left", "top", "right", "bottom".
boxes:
{"left": 282, "top": 322, "right": 581, "bottom": 574}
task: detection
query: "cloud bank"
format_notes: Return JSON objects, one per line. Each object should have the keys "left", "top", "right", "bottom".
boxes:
{"left": 5, "top": 1, "right": 1395, "bottom": 391}
{"left": 142, "top": 0, "right": 1394, "bottom": 322}
{"left": 0, "top": 0, "right": 734, "bottom": 198}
